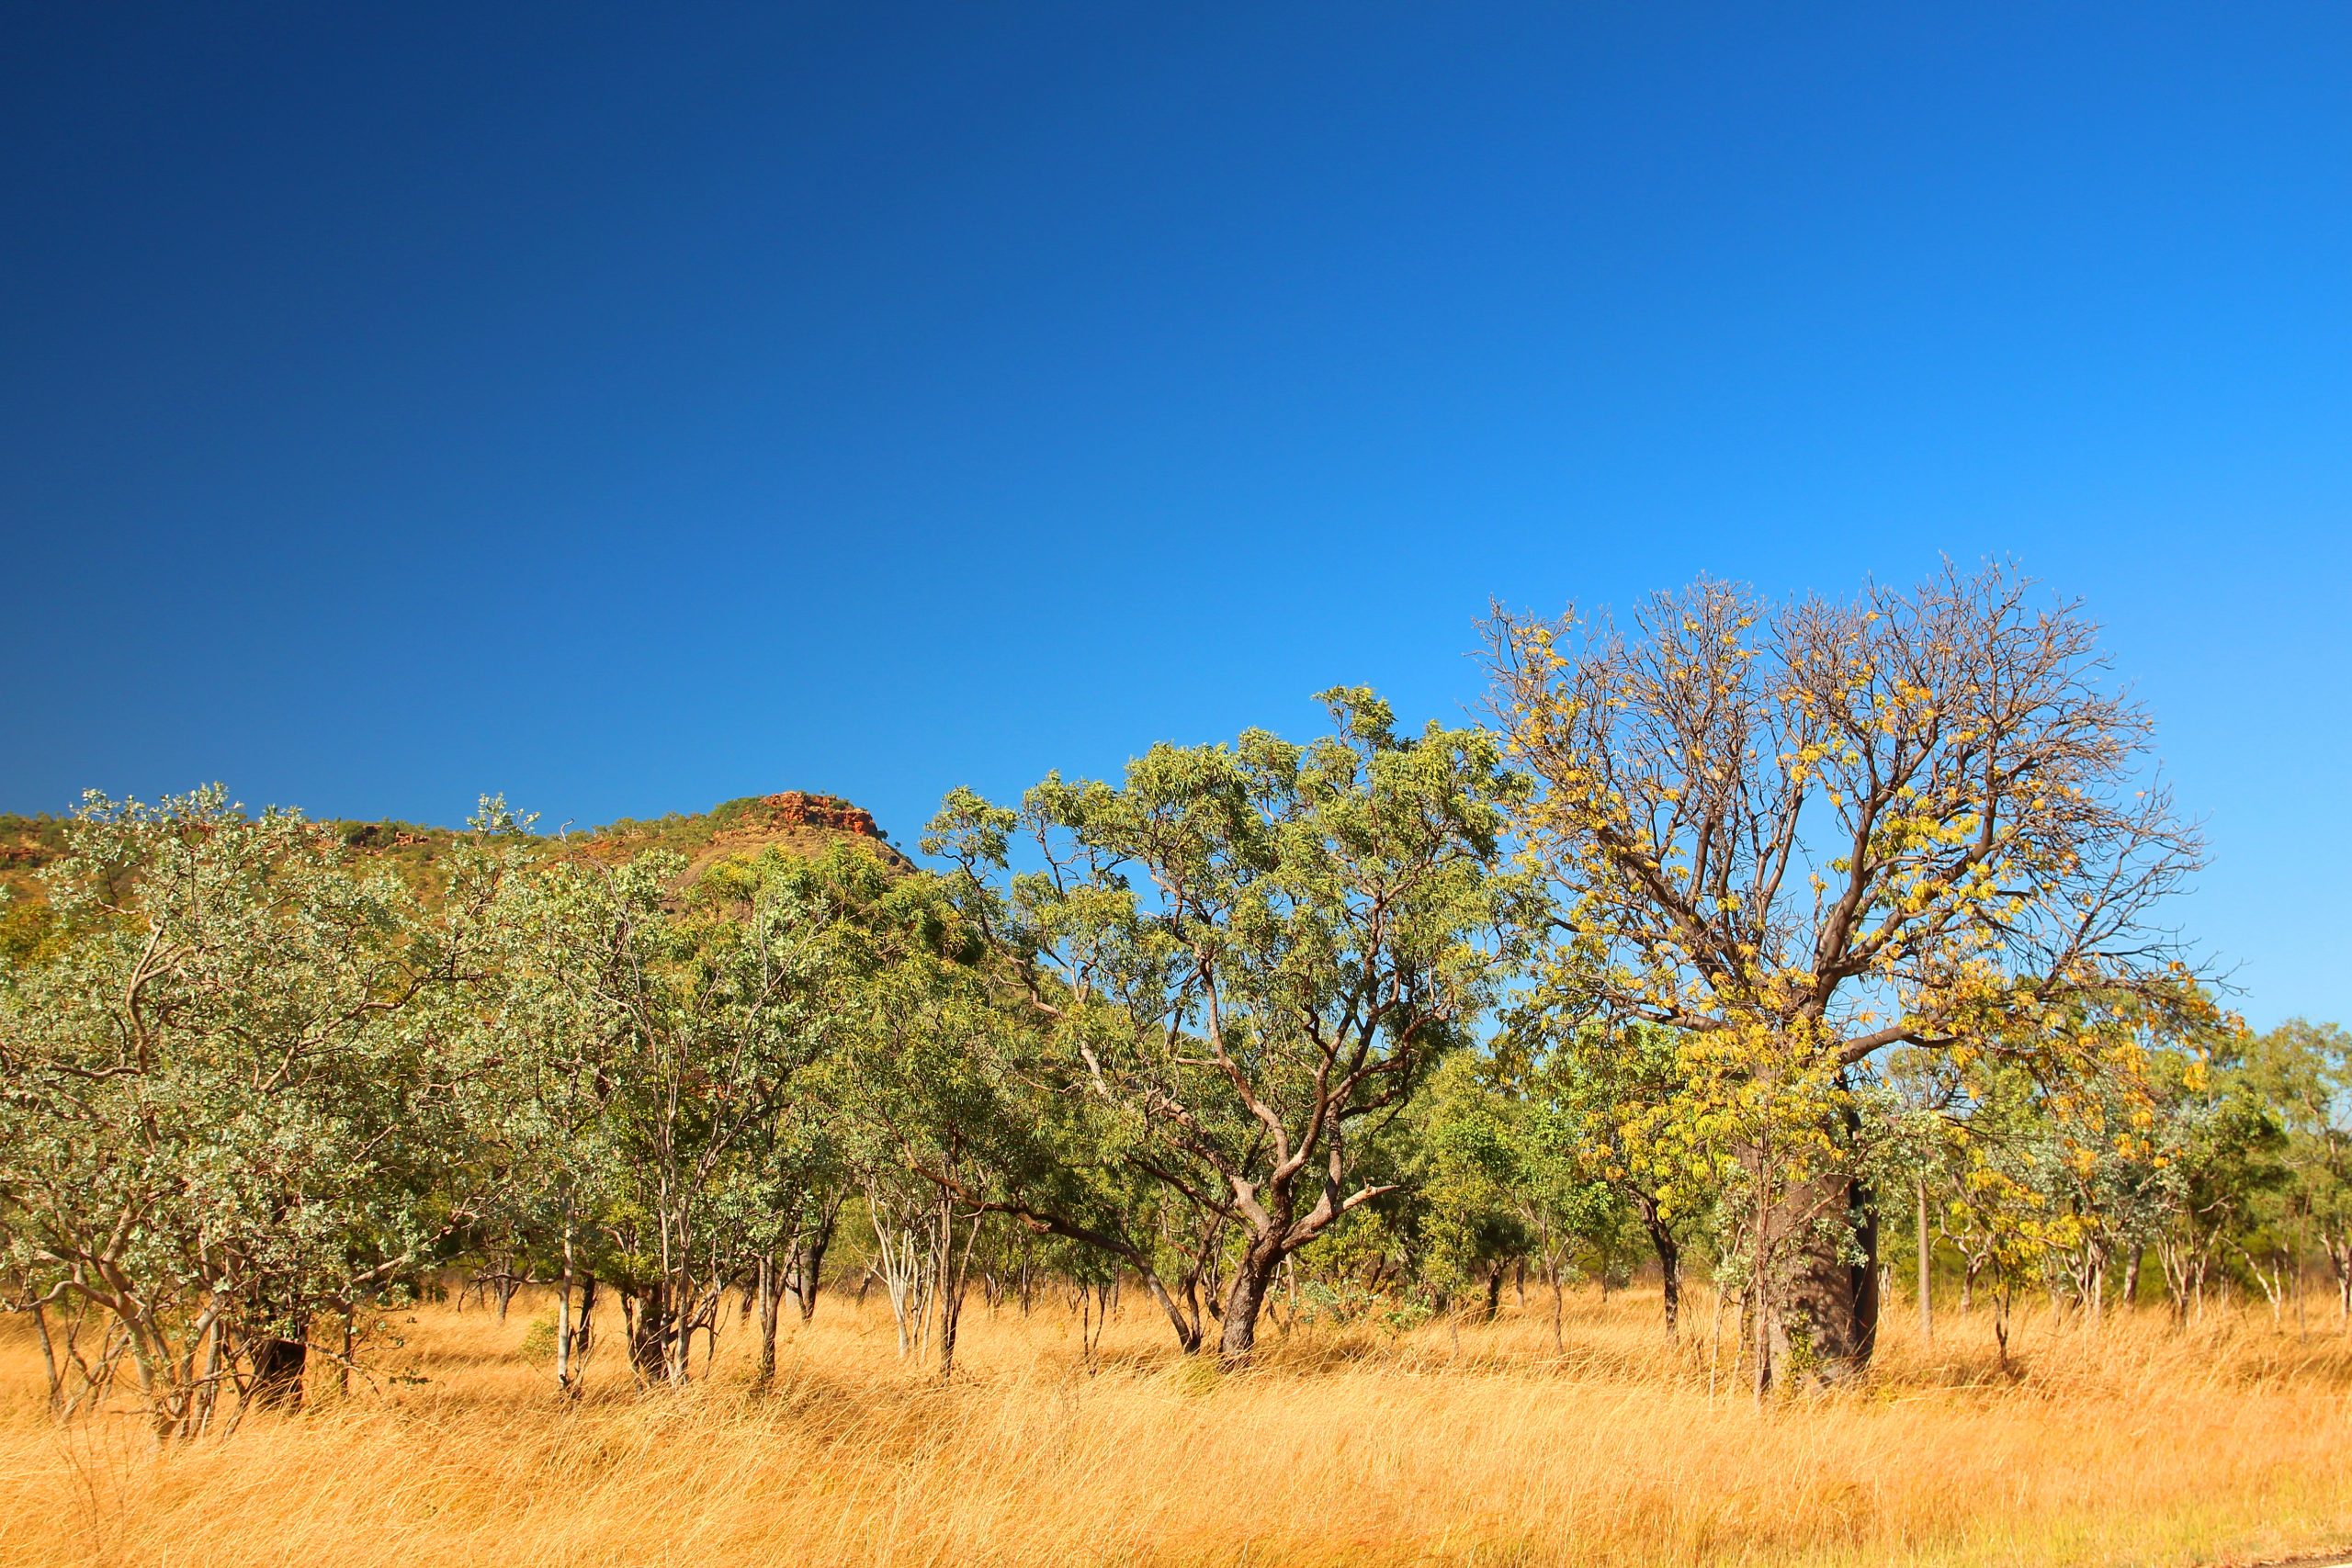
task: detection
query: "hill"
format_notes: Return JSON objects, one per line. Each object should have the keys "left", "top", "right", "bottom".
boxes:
{"left": 0, "top": 790, "right": 910, "bottom": 955}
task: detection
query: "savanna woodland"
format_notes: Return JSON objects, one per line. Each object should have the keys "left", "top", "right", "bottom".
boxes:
{"left": 5, "top": 565, "right": 2349, "bottom": 1567}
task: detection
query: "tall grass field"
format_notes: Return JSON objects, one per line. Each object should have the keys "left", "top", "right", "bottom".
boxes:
{"left": 3, "top": 1285, "right": 2346, "bottom": 1567}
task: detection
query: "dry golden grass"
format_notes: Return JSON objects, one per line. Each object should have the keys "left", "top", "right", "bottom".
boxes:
{"left": 2, "top": 1283, "right": 2348, "bottom": 1568}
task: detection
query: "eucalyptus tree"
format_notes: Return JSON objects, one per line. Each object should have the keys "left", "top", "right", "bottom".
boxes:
{"left": 2238, "top": 1021, "right": 2352, "bottom": 1324}
{"left": 469, "top": 843, "right": 838, "bottom": 1389}
{"left": 2144, "top": 1037, "right": 2285, "bottom": 1324}
{"left": 829, "top": 840, "right": 1243, "bottom": 1359}
{"left": 457, "top": 877, "right": 621, "bottom": 1392}
{"left": 0, "top": 787, "right": 487, "bottom": 1434}
{"left": 1486, "top": 563, "right": 2205, "bottom": 1389}
{"left": 842, "top": 969, "right": 1016, "bottom": 1379}
{"left": 1406, "top": 1055, "right": 1536, "bottom": 1323}
{"left": 1878, "top": 987, "right": 2253, "bottom": 1351}
{"left": 928, "top": 688, "right": 1535, "bottom": 1364}
{"left": 769, "top": 839, "right": 1080, "bottom": 1376}
{"left": 692, "top": 848, "right": 866, "bottom": 1381}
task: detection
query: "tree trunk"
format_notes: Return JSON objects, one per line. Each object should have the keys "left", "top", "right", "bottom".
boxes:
{"left": 28, "top": 1301, "right": 63, "bottom": 1416}
{"left": 570, "top": 1276, "right": 597, "bottom": 1382}
{"left": 1758, "top": 1168, "right": 1878, "bottom": 1391}
{"left": 1640, "top": 1202, "right": 1681, "bottom": 1336}
{"left": 1218, "top": 1241, "right": 1284, "bottom": 1367}
{"left": 555, "top": 1275, "right": 575, "bottom": 1394}
{"left": 249, "top": 1335, "right": 307, "bottom": 1409}
{"left": 755, "top": 1254, "right": 783, "bottom": 1387}
{"left": 934, "top": 1191, "right": 984, "bottom": 1380}
{"left": 790, "top": 1196, "right": 841, "bottom": 1323}
{"left": 1916, "top": 1179, "right": 1933, "bottom": 1348}
{"left": 627, "top": 1291, "right": 673, "bottom": 1382}
{"left": 1135, "top": 1269, "right": 1205, "bottom": 1353}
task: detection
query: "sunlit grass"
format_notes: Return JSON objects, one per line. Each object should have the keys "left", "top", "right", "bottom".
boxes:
{"left": 2, "top": 1282, "right": 2347, "bottom": 1567}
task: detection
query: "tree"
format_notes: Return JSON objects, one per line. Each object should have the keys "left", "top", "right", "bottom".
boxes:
{"left": 2145, "top": 1032, "right": 2283, "bottom": 1325}
{"left": 753, "top": 840, "right": 1069, "bottom": 1378}
{"left": 1930, "top": 1072, "right": 2062, "bottom": 1370}
{"left": 1497, "top": 1008, "right": 1708, "bottom": 1338}
{"left": 1486, "top": 563, "right": 2203, "bottom": 1389}
{"left": 1407, "top": 1055, "right": 1536, "bottom": 1326}
{"left": 2239, "top": 1021, "right": 2352, "bottom": 1325}
{"left": 469, "top": 843, "right": 837, "bottom": 1389}
{"left": 0, "top": 788, "right": 483, "bottom": 1434}
{"left": 928, "top": 689, "right": 1535, "bottom": 1364}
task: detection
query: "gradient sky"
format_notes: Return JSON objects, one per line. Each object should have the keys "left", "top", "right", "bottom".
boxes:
{"left": 4, "top": 5, "right": 2347, "bottom": 1024}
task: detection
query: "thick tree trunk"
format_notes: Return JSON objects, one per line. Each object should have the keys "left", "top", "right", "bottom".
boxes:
{"left": 627, "top": 1291, "right": 672, "bottom": 1382}
{"left": 1758, "top": 1168, "right": 1879, "bottom": 1391}
{"left": 1483, "top": 1259, "right": 1509, "bottom": 1322}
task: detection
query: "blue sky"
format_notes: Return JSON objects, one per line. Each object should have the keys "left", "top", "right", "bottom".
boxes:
{"left": 4, "top": 5, "right": 2347, "bottom": 1024}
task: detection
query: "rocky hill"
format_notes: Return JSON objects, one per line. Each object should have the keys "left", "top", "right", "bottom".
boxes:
{"left": 566, "top": 791, "right": 910, "bottom": 880}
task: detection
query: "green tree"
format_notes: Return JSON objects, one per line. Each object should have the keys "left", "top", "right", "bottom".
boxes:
{"left": 1407, "top": 1055, "right": 1535, "bottom": 1324}
{"left": 1498, "top": 1006, "right": 1712, "bottom": 1338}
{"left": 469, "top": 841, "right": 838, "bottom": 1389}
{"left": 0, "top": 788, "right": 483, "bottom": 1433}
{"left": 928, "top": 689, "right": 1535, "bottom": 1364}
{"left": 2238, "top": 1020, "right": 2352, "bottom": 1325}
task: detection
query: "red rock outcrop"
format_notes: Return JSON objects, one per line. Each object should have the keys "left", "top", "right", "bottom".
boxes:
{"left": 742, "top": 792, "right": 886, "bottom": 840}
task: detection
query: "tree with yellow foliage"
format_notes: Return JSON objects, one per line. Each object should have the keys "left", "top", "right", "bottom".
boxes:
{"left": 1485, "top": 562, "right": 2203, "bottom": 1390}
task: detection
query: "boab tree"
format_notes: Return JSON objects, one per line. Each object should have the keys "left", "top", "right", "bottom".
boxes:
{"left": 928, "top": 689, "right": 1533, "bottom": 1365}
{"left": 1486, "top": 563, "right": 2201, "bottom": 1390}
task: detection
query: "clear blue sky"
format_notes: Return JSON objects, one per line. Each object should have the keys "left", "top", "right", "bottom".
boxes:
{"left": 4, "top": 5, "right": 2346, "bottom": 1024}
